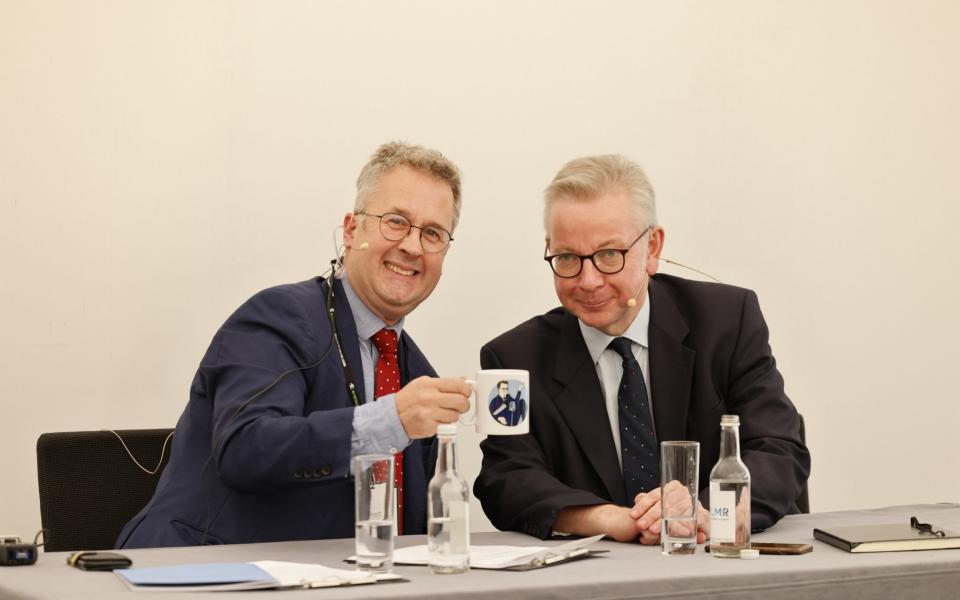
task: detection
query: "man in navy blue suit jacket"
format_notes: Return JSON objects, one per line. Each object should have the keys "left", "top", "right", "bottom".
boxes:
{"left": 118, "top": 142, "right": 471, "bottom": 548}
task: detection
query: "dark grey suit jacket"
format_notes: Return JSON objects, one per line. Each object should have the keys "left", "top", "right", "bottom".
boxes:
{"left": 474, "top": 274, "right": 810, "bottom": 539}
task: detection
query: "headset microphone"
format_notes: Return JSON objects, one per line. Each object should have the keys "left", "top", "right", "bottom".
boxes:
{"left": 358, "top": 242, "right": 369, "bottom": 251}
{"left": 626, "top": 286, "right": 643, "bottom": 308}
{"left": 624, "top": 259, "right": 724, "bottom": 308}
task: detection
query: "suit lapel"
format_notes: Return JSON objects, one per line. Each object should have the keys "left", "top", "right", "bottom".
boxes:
{"left": 552, "top": 312, "right": 627, "bottom": 505}
{"left": 647, "top": 278, "right": 695, "bottom": 444}
{"left": 398, "top": 331, "right": 438, "bottom": 381}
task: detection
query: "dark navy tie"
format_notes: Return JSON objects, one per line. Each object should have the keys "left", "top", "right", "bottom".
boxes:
{"left": 609, "top": 337, "right": 660, "bottom": 503}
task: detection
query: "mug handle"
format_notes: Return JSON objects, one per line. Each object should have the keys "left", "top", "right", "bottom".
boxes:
{"left": 460, "top": 379, "right": 478, "bottom": 426}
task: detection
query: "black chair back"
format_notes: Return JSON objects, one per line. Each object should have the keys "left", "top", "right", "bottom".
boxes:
{"left": 36, "top": 428, "right": 173, "bottom": 551}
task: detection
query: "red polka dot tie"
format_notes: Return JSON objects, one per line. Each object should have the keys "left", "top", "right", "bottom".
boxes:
{"left": 371, "top": 328, "right": 404, "bottom": 535}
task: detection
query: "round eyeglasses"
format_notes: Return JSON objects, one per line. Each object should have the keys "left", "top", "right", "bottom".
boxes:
{"left": 544, "top": 227, "right": 652, "bottom": 278}
{"left": 355, "top": 212, "right": 454, "bottom": 253}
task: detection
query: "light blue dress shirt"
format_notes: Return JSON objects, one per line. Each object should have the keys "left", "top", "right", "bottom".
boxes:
{"left": 339, "top": 274, "right": 412, "bottom": 460}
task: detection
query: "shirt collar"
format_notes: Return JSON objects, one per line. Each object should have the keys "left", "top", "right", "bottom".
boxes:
{"left": 338, "top": 271, "right": 404, "bottom": 340}
{"left": 578, "top": 290, "right": 650, "bottom": 365}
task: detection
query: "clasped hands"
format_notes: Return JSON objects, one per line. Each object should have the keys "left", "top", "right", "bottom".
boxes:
{"left": 611, "top": 480, "right": 711, "bottom": 544}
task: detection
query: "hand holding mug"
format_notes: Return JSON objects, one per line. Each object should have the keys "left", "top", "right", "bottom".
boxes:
{"left": 395, "top": 376, "right": 471, "bottom": 439}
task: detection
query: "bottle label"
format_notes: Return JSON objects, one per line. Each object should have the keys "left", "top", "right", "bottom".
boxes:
{"left": 709, "top": 482, "right": 736, "bottom": 543}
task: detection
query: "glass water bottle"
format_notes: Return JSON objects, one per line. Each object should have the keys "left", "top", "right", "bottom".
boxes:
{"left": 427, "top": 424, "right": 470, "bottom": 573}
{"left": 709, "top": 414, "right": 751, "bottom": 557}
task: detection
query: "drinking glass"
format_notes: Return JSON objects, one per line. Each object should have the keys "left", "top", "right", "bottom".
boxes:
{"left": 660, "top": 441, "right": 700, "bottom": 555}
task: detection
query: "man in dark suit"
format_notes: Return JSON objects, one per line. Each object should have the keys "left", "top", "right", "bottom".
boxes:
{"left": 488, "top": 380, "right": 527, "bottom": 427}
{"left": 118, "top": 142, "right": 471, "bottom": 548}
{"left": 474, "top": 155, "right": 810, "bottom": 544}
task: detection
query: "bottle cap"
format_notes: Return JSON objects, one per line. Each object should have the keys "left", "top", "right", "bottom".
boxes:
{"left": 721, "top": 414, "right": 740, "bottom": 426}
{"left": 739, "top": 548, "right": 760, "bottom": 559}
{"left": 437, "top": 423, "right": 457, "bottom": 436}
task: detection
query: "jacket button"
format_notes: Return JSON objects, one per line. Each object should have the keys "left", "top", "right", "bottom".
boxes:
{"left": 312, "top": 469, "right": 322, "bottom": 478}
{"left": 320, "top": 466, "right": 331, "bottom": 476}
{"left": 293, "top": 470, "right": 303, "bottom": 479}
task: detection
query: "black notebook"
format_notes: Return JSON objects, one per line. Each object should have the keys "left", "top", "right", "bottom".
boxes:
{"left": 814, "top": 523, "right": 960, "bottom": 553}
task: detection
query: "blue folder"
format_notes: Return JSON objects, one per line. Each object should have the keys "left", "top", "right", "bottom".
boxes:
{"left": 117, "top": 562, "right": 274, "bottom": 587}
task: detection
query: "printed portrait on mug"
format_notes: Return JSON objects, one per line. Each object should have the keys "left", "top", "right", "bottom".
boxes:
{"left": 487, "top": 379, "right": 527, "bottom": 427}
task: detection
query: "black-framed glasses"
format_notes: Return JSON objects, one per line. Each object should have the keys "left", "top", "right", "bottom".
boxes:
{"left": 910, "top": 516, "right": 945, "bottom": 537}
{"left": 355, "top": 212, "right": 453, "bottom": 253}
{"left": 544, "top": 226, "right": 652, "bottom": 278}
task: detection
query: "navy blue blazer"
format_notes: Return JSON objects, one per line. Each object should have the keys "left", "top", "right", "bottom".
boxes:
{"left": 118, "top": 277, "right": 438, "bottom": 548}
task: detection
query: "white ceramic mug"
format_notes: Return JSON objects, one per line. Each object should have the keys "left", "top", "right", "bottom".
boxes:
{"left": 462, "top": 369, "right": 530, "bottom": 435}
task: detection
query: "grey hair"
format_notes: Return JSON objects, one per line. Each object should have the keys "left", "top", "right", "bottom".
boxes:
{"left": 543, "top": 154, "right": 656, "bottom": 235}
{"left": 355, "top": 141, "right": 463, "bottom": 232}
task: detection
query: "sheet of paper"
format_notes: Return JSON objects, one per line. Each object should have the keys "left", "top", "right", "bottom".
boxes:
{"left": 392, "top": 544, "right": 545, "bottom": 568}
{"left": 391, "top": 534, "right": 604, "bottom": 569}
{"left": 253, "top": 560, "right": 389, "bottom": 588}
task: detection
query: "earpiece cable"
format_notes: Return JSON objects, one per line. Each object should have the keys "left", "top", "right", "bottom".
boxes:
{"left": 104, "top": 429, "right": 175, "bottom": 475}
{"left": 662, "top": 258, "right": 722, "bottom": 283}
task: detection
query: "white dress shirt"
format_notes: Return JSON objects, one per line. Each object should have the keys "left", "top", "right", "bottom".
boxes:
{"left": 577, "top": 291, "right": 653, "bottom": 471}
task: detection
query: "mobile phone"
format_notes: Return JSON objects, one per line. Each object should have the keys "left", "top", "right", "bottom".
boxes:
{"left": 67, "top": 551, "right": 132, "bottom": 571}
{"left": 749, "top": 542, "right": 813, "bottom": 555}
{"left": 703, "top": 542, "right": 813, "bottom": 555}
{"left": 705, "top": 543, "right": 812, "bottom": 555}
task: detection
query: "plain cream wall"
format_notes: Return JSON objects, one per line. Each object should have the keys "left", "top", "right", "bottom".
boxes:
{"left": 2, "top": 0, "right": 958, "bottom": 539}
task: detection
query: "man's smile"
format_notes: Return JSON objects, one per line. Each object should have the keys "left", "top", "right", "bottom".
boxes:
{"left": 578, "top": 297, "right": 614, "bottom": 309}
{"left": 384, "top": 261, "right": 418, "bottom": 277}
